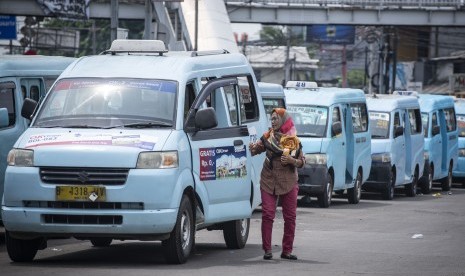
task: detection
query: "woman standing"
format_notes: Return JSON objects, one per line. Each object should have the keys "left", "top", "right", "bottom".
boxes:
{"left": 250, "top": 108, "right": 304, "bottom": 261}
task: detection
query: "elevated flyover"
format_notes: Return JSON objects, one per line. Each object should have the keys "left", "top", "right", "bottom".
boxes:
{"left": 225, "top": 0, "right": 465, "bottom": 26}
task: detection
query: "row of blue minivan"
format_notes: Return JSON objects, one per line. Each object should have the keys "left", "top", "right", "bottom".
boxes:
{"left": 260, "top": 82, "right": 461, "bottom": 208}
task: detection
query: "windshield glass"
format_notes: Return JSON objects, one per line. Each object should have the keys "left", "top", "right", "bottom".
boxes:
{"left": 369, "top": 112, "right": 390, "bottom": 139}
{"left": 263, "top": 98, "right": 285, "bottom": 121}
{"left": 457, "top": 114, "right": 465, "bottom": 137}
{"left": 421, "top": 113, "right": 429, "bottom": 137}
{"left": 34, "top": 78, "right": 177, "bottom": 129}
{"left": 287, "top": 105, "right": 328, "bottom": 137}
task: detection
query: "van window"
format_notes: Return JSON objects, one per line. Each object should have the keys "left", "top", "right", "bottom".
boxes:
{"left": 223, "top": 84, "right": 239, "bottom": 126}
{"left": 457, "top": 114, "right": 465, "bottom": 137}
{"left": 408, "top": 109, "right": 422, "bottom": 134}
{"left": 444, "top": 108, "right": 456, "bottom": 132}
{"left": 30, "top": 86, "right": 40, "bottom": 102}
{"left": 237, "top": 76, "right": 259, "bottom": 122}
{"left": 421, "top": 113, "right": 429, "bottom": 137}
{"left": 350, "top": 103, "right": 368, "bottom": 133}
{"left": 369, "top": 112, "right": 389, "bottom": 139}
{"left": 184, "top": 82, "right": 196, "bottom": 121}
{"left": 432, "top": 112, "right": 439, "bottom": 129}
{"left": 332, "top": 106, "right": 342, "bottom": 136}
{"left": 0, "top": 82, "right": 16, "bottom": 127}
{"left": 263, "top": 98, "right": 285, "bottom": 118}
{"left": 35, "top": 78, "right": 177, "bottom": 128}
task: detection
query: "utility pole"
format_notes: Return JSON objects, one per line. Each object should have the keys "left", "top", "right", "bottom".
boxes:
{"left": 391, "top": 28, "right": 398, "bottom": 93}
{"left": 110, "top": 0, "right": 119, "bottom": 42}
{"left": 342, "top": 45, "right": 347, "bottom": 88}
{"left": 284, "top": 26, "right": 291, "bottom": 84}
{"left": 144, "top": 0, "right": 153, "bottom": 39}
{"left": 194, "top": 0, "right": 198, "bottom": 51}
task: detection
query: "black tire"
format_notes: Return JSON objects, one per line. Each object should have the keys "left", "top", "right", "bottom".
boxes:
{"left": 90, "top": 238, "right": 112, "bottom": 247}
{"left": 441, "top": 163, "right": 453, "bottom": 191}
{"left": 382, "top": 169, "right": 395, "bottom": 200}
{"left": 162, "top": 195, "right": 194, "bottom": 264}
{"left": 5, "top": 231, "right": 40, "bottom": 262}
{"left": 405, "top": 168, "right": 418, "bottom": 197}
{"left": 317, "top": 173, "right": 333, "bottom": 208}
{"left": 421, "top": 164, "right": 433, "bottom": 194}
{"left": 223, "top": 218, "right": 250, "bottom": 249}
{"left": 348, "top": 170, "right": 362, "bottom": 204}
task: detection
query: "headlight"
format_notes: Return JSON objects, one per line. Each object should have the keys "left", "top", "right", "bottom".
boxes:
{"left": 424, "top": 151, "right": 430, "bottom": 160}
{"left": 304, "top": 154, "right": 327, "bottom": 165}
{"left": 7, "top": 149, "right": 34, "bottom": 167}
{"left": 372, "top": 153, "right": 391, "bottom": 163}
{"left": 136, "top": 151, "right": 178, "bottom": 169}
{"left": 459, "top": 149, "right": 465, "bottom": 157}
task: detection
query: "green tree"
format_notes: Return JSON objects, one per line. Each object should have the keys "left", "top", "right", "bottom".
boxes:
{"left": 40, "top": 18, "right": 144, "bottom": 57}
{"left": 347, "top": 69, "right": 365, "bottom": 89}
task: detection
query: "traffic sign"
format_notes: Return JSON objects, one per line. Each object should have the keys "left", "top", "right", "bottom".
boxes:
{"left": 0, "top": 15, "right": 17, "bottom": 40}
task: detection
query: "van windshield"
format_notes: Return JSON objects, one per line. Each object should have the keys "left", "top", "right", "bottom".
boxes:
{"left": 34, "top": 78, "right": 177, "bottom": 129}
{"left": 457, "top": 114, "right": 465, "bottom": 137}
{"left": 421, "top": 113, "right": 429, "bottom": 137}
{"left": 287, "top": 105, "right": 328, "bottom": 137}
{"left": 263, "top": 98, "right": 285, "bottom": 120}
{"left": 369, "top": 112, "right": 390, "bottom": 139}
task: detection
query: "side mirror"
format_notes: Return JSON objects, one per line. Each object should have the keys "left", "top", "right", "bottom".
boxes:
{"left": 0, "top": 107, "right": 9, "bottom": 128}
{"left": 432, "top": 125, "right": 440, "bottom": 136}
{"left": 332, "top": 121, "right": 342, "bottom": 137}
{"left": 394, "top": 126, "right": 404, "bottom": 138}
{"left": 21, "top": 98, "right": 38, "bottom": 120}
{"left": 195, "top": 107, "right": 218, "bottom": 130}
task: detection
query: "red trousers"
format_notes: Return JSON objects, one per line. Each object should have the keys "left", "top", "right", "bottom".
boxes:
{"left": 261, "top": 184, "right": 299, "bottom": 254}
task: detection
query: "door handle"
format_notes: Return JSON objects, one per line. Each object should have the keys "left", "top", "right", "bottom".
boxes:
{"left": 342, "top": 142, "right": 345, "bottom": 146}
{"left": 234, "top": 140, "right": 244, "bottom": 146}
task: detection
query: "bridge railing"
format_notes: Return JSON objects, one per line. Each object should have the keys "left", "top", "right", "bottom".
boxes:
{"left": 225, "top": 0, "right": 464, "bottom": 8}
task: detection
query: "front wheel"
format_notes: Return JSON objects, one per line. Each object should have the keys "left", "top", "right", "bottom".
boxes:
{"left": 223, "top": 218, "right": 250, "bottom": 249}
{"left": 162, "top": 195, "right": 195, "bottom": 264}
{"left": 317, "top": 173, "right": 333, "bottom": 208}
{"left": 405, "top": 169, "right": 418, "bottom": 197}
{"left": 382, "top": 169, "right": 395, "bottom": 200}
{"left": 6, "top": 231, "right": 41, "bottom": 262}
{"left": 421, "top": 164, "right": 433, "bottom": 194}
{"left": 441, "top": 164, "right": 453, "bottom": 191}
{"left": 348, "top": 170, "right": 362, "bottom": 204}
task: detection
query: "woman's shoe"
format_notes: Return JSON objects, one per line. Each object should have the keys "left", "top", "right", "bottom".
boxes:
{"left": 280, "top": 253, "right": 298, "bottom": 260}
{"left": 263, "top": 252, "right": 273, "bottom": 260}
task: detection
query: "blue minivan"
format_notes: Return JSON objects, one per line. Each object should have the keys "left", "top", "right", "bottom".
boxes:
{"left": 284, "top": 81, "right": 371, "bottom": 207}
{"left": 1, "top": 40, "right": 268, "bottom": 264}
{"left": 418, "top": 94, "right": 458, "bottom": 193}
{"left": 364, "top": 94, "right": 424, "bottom": 199}
{"left": 453, "top": 98, "right": 465, "bottom": 187}
{"left": 0, "top": 55, "right": 76, "bottom": 224}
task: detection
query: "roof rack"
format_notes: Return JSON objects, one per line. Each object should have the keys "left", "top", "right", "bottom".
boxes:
{"left": 191, "top": 49, "right": 230, "bottom": 57}
{"left": 101, "top": 39, "right": 168, "bottom": 56}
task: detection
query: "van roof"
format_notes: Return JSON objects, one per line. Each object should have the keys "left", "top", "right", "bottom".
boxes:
{"left": 258, "top": 82, "right": 284, "bottom": 98}
{"left": 366, "top": 94, "right": 420, "bottom": 112}
{"left": 0, "top": 55, "right": 76, "bottom": 78}
{"left": 59, "top": 51, "right": 251, "bottom": 81}
{"left": 284, "top": 87, "right": 366, "bottom": 106}
{"left": 418, "top": 94, "right": 455, "bottom": 113}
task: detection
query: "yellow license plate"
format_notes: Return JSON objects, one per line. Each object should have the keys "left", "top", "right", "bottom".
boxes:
{"left": 56, "top": 186, "right": 106, "bottom": 202}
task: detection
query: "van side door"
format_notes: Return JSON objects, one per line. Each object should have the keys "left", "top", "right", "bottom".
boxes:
{"left": 185, "top": 77, "right": 252, "bottom": 224}
{"left": 392, "top": 111, "right": 406, "bottom": 184}
{"left": 443, "top": 107, "right": 458, "bottom": 172}
{"left": 430, "top": 111, "right": 443, "bottom": 178}
{"left": 348, "top": 102, "right": 370, "bottom": 183}
{"left": 327, "top": 105, "right": 346, "bottom": 189}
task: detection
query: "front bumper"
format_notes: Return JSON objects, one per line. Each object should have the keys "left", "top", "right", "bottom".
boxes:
{"left": 2, "top": 166, "right": 181, "bottom": 239}
{"left": 297, "top": 164, "right": 328, "bottom": 195}
{"left": 364, "top": 161, "right": 391, "bottom": 189}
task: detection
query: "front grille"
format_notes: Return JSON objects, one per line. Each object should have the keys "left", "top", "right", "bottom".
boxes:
{"left": 40, "top": 167, "right": 129, "bottom": 185}
{"left": 43, "top": 214, "right": 122, "bottom": 225}
{"left": 24, "top": 201, "right": 143, "bottom": 210}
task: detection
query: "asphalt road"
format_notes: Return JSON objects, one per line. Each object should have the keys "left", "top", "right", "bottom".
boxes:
{"left": 1, "top": 183, "right": 465, "bottom": 276}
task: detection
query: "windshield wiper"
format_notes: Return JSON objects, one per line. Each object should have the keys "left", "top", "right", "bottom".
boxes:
{"left": 105, "top": 122, "right": 172, "bottom": 129}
